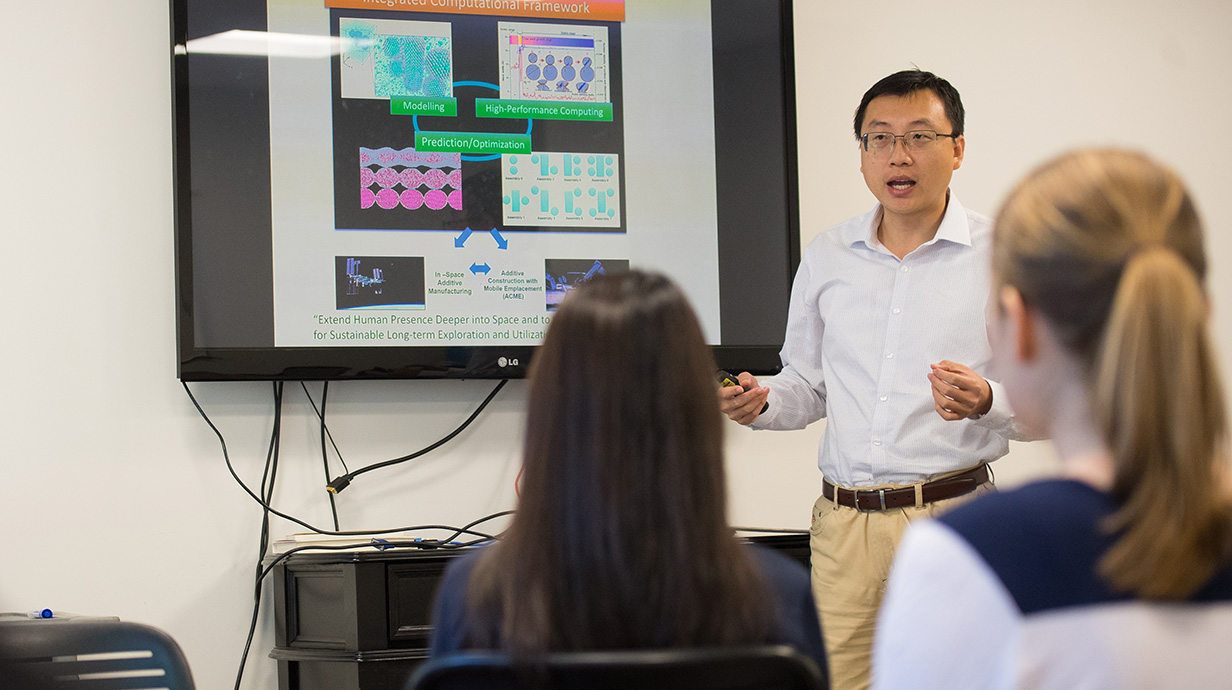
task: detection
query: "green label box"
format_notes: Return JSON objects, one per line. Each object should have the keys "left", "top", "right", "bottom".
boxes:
{"left": 391, "top": 96, "right": 458, "bottom": 117}
{"left": 415, "top": 131, "right": 531, "bottom": 155}
{"left": 476, "top": 98, "right": 613, "bottom": 122}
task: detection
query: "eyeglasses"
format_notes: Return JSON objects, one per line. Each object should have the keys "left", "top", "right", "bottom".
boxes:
{"left": 860, "top": 130, "right": 958, "bottom": 156}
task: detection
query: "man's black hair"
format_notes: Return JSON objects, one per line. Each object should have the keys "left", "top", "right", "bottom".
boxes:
{"left": 853, "top": 69, "right": 965, "bottom": 140}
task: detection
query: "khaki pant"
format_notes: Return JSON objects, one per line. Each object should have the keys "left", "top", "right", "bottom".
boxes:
{"left": 809, "top": 474, "right": 993, "bottom": 690}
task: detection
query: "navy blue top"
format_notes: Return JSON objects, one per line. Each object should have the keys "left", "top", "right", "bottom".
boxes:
{"left": 938, "top": 479, "right": 1232, "bottom": 615}
{"left": 428, "top": 543, "right": 828, "bottom": 673}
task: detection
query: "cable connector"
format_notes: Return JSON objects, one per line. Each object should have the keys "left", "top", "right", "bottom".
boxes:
{"left": 326, "top": 475, "right": 352, "bottom": 494}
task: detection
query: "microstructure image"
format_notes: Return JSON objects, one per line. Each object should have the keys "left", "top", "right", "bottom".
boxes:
{"left": 341, "top": 20, "right": 375, "bottom": 68}
{"left": 502, "top": 151, "right": 619, "bottom": 227}
{"left": 339, "top": 17, "right": 452, "bottom": 100}
{"left": 360, "top": 147, "right": 462, "bottom": 212}
{"left": 374, "top": 35, "right": 452, "bottom": 98}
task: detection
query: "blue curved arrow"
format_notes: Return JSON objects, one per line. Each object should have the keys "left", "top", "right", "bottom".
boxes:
{"left": 470, "top": 262, "right": 491, "bottom": 275}
{"left": 413, "top": 81, "right": 534, "bottom": 162}
{"left": 455, "top": 227, "right": 473, "bottom": 248}
{"left": 490, "top": 228, "right": 509, "bottom": 250}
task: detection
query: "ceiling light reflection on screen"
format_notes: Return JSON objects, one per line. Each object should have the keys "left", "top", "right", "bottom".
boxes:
{"left": 184, "top": 30, "right": 341, "bottom": 58}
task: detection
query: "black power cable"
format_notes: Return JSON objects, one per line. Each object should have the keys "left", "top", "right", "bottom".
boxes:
{"left": 326, "top": 378, "right": 508, "bottom": 494}
{"left": 181, "top": 382, "right": 516, "bottom": 690}
{"left": 182, "top": 381, "right": 505, "bottom": 540}
{"left": 256, "top": 382, "right": 282, "bottom": 573}
{"left": 255, "top": 509, "right": 515, "bottom": 585}
{"left": 236, "top": 381, "right": 283, "bottom": 690}
{"left": 300, "top": 381, "right": 350, "bottom": 474}
{"left": 319, "top": 381, "right": 340, "bottom": 531}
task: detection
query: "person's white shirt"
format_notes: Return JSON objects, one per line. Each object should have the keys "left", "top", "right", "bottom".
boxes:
{"left": 873, "top": 480, "right": 1232, "bottom": 689}
{"left": 752, "top": 195, "right": 1029, "bottom": 486}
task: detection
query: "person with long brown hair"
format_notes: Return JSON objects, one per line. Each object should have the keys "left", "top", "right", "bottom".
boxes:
{"left": 428, "top": 270, "right": 828, "bottom": 674}
{"left": 872, "top": 149, "right": 1232, "bottom": 688}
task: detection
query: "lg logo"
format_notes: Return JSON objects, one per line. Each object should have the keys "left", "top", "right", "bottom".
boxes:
{"left": 498, "top": 356, "right": 519, "bottom": 368}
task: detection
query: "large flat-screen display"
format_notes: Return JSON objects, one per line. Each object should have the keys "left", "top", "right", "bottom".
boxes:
{"left": 172, "top": 0, "right": 798, "bottom": 380}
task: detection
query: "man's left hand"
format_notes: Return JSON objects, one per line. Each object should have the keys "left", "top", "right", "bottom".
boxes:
{"left": 928, "top": 360, "right": 992, "bottom": 421}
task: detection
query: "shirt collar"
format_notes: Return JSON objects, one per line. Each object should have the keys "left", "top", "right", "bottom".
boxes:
{"left": 844, "top": 191, "right": 973, "bottom": 252}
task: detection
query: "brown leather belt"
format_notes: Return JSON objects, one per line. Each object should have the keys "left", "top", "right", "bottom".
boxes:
{"left": 822, "top": 463, "right": 991, "bottom": 512}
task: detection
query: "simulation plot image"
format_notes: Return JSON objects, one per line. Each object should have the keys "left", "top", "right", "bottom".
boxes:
{"left": 544, "top": 258, "right": 629, "bottom": 310}
{"left": 335, "top": 256, "right": 427, "bottom": 310}
{"left": 330, "top": 10, "right": 625, "bottom": 235}
{"left": 498, "top": 22, "right": 609, "bottom": 103}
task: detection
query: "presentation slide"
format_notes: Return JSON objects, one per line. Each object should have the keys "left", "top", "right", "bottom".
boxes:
{"left": 264, "top": 0, "right": 721, "bottom": 348}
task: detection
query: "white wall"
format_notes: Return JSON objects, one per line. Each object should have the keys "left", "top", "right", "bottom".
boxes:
{"left": 1, "top": 2, "right": 1229, "bottom": 689}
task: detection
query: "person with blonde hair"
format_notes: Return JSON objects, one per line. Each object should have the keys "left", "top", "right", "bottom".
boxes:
{"left": 428, "top": 270, "right": 828, "bottom": 678}
{"left": 872, "top": 149, "right": 1232, "bottom": 688}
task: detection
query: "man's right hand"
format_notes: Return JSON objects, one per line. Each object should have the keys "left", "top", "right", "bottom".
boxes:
{"left": 718, "top": 371, "right": 769, "bottom": 425}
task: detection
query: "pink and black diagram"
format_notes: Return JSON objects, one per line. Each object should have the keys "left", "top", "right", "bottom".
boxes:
{"left": 360, "top": 147, "right": 463, "bottom": 212}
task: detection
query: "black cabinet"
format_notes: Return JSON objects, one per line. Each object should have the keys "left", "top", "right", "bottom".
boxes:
{"left": 271, "top": 548, "right": 453, "bottom": 690}
{"left": 270, "top": 534, "right": 809, "bottom": 690}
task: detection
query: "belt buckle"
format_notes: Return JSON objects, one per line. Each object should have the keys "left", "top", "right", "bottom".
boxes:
{"left": 854, "top": 488, "right": 887, "bottom": 512}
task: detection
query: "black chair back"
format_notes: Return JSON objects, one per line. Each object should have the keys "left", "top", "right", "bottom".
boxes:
{"left": 0, "top": 618, "right": 195, "bottom": 690}
{"left": 406, "top": 644, "right": 827, "bottom": 690}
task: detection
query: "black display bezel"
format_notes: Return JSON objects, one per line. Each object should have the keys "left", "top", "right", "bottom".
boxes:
{"left": 171, "top": 0, "right": 799, "bottom": 381}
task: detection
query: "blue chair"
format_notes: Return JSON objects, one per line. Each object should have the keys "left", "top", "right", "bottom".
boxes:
{"left": 0, "top": 617, "right": 195, "bottom": 689}
{"left": 406, "top": 644, "right": 827, "bottom": 690}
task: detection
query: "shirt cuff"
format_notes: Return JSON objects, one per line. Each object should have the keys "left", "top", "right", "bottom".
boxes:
{"left": 970, "top": 379, "right": 1013, "bottom": 432}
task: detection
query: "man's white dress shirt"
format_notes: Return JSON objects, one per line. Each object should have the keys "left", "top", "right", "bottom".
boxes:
{"left": 752, "top": 195, "right": 1027, "bottom": 487}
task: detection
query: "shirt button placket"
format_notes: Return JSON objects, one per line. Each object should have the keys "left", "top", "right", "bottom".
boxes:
{"left": 872, "top": 260, "right": 910, "bottom": 476}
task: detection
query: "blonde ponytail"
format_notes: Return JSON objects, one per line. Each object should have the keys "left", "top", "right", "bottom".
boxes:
{"left": 994, "top": 149, "right": 1232, "bottom": 600}
{"left": 1094, "top": 246, "right": 1231, "bottom": 597}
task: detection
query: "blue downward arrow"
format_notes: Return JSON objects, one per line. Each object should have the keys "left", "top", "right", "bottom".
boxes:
{"left": 490, "top": 227, "right": 509, "bottom": 250}
{"left": 455, "top": 227, "right": 473, "bottom": 248}
{"left": 470, "top": 262, "right": 491, "bottom": 275}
